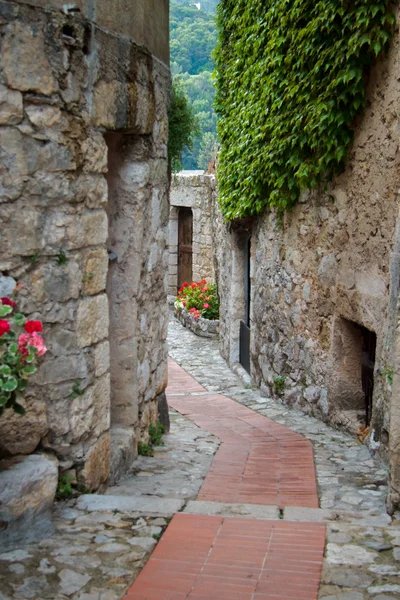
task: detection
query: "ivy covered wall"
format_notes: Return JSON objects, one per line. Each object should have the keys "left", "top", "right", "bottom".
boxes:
{"left": 214, "top": 0, "right": 395, "bottom": 220}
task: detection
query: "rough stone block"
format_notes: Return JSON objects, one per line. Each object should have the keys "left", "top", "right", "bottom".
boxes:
{"left": 109, "top": 426, "right": 137, "bottom": 485}
{"left": 0, "top": 84, "right": 23, "bottom": 124}
{"left": 0, "top": 454, "right": 58, "bottom": 551}
{"left": 79, "top": 433, "right": 110, "bottom": 491}
{"left": 94, "top": 341, "right": 110, "bottom": 377}
{"left": 82, "top": 132, "right": 108, "bottom": 173}
{"left": 37, "top": 354, "right": 88, "bottom": 385}
{"left": 2, "top": 22, "right": 57, "bottom": 95}
{"left": 66, "top": 212, "right": 108, "bottom": 249}
{"left": 83, "top": 248, "right": 108, "bottom": 295}
{"left": 76, "top": 295, "right": 109, "bottom": 348}
{"left": 0, "top": 398, "right": 48, "bottom": 458}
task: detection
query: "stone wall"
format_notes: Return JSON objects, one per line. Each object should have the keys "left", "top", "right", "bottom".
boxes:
{"left": 211, "top": 11, "right": 400, "bottom": 510}
{"left": 168, "top": 172, "right": 216, "bottom": 295}
{"left": 0, "top": 0, "right": 170, "bottom": 490}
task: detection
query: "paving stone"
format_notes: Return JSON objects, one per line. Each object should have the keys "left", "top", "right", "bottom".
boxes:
{"left": 368, "top": 585, "right": 400, "bottom": 594}
{"left": 12, "top": 576, "right": 49, "bottom": 598}
{"left": 76, "top": 494, "right": 184, "bottom": 516}
{"left": 184, "top": 500, "right": 279, "bottom": 519}
{"left": 58, "top": 569, "right": 91, "bottom": 595}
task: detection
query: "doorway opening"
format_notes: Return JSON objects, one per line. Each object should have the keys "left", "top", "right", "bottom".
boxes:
{"left": 332, "top": 317, "right": 377, "bottom": 426}
{"left": 178, "top": 207, "right": 193, "bottom": 289}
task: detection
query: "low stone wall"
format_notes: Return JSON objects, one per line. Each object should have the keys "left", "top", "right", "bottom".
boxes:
{"left": 174, "top": 307, "right": 219, "bottom": 339}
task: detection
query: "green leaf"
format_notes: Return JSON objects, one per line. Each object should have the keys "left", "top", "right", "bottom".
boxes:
{"left": 13, "top": 402, "right": 26, "bottom": 415}
{"left": 3, "top": 377, "right": 18, "bottom": 392}
{"left": 0, "top": 365, "right": 11, "bottom": 377}
{"left": 8, "top": 343, "right": 18, "bottom": 355}
{"left": 3, "top": 354, "right": 18, "bottom": 365}
{"left": 13, "top": 313, "right": 26, "bottom": 326}
{"left": 17, "top": 379, "right": 27, "bottom": 392}
{"left": 22, "top": 365, "right": 37, "bottom": 377}
{"left": 0, "top": 305, "right": 12, "bottom": 317}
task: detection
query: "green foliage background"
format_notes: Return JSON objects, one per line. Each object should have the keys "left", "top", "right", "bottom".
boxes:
{"left": 215, "top": 0, "right": 395, "bottom": 220}
{"left": 168, "top": 82, "right": 201, "bottom": 173}
{"left": 170, "top": 1, "right": 218, "bottom": 170}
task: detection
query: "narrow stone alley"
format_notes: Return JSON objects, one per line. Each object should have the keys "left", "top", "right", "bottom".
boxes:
{"left": 1, "top": 315, "right": 400, "bottom": 600}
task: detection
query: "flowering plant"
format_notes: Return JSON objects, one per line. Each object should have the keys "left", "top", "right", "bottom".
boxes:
{"left": 0, "top": 287, "right": 47, "bottom": 416}
{"left": 176, "top": 280, "right": 219, "bottom": 321}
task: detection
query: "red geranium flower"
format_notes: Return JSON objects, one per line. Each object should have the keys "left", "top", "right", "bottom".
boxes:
{"left": 182, "top": 282, "right": 189, "bottom": 288}
{"left": 24, "top": 320, "right": 43, "bottom": 334}
{"left": 1, "top": 297, "right": 16, "bottom": 308}
{"left": 0, "top": 320, "right": 10, "bottom": 336}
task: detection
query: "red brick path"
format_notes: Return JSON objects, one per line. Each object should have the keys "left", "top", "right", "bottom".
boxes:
{"left": 124, "top": 359, "right": 325, "bottom": 600}
{"left": 125, "top": 514, "right": 325, "bottom": 600}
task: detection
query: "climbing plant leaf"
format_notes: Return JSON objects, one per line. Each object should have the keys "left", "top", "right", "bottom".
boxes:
{"left": 214, "top": 0, "right": 395, "bottom": 220}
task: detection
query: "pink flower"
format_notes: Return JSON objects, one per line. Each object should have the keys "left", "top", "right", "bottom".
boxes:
{"left": 203, "top": 303, "right": 210, "bottom": 309}
{"left": 18, "top": 332, "right": 47, "bottom": 357}
{"left": 202, "top": 286, "right": 208, "bottom": 292}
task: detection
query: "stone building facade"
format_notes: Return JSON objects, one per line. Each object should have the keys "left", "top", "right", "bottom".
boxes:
{"left": 211, "top": 11, "right": 400, "bottom": 511}
{"left": 0, "top": 0, "right": 170, "bottom": 492}
{"left": 168, "top": 172, "right": 216, "bottom": 295}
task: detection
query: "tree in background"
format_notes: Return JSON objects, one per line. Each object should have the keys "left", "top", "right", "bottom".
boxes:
{"left": 170, "top": 0, "right": 218, "bottom": 170}
{"left": 168, "top": 82, "right": 200, "bottom": 174}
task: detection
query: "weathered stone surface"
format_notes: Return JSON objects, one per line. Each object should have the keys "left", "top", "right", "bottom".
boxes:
{"left": 83, "top": 248, "right": 108, "bottom": 295}
{"left": 79, "top": 433, "right": 110, "bottom": 491}
{"left": 109, "top": 426, "right": 136, "bottom": 485}
{"left": 82, "top": 132, "right": 108, "bottom": 173}
{"left": 327, "top": 543, "right": 377, "bottom": 566}
{"left": 0, "top": 84, "right": 23, "bottom": 124}
{"left": 0, "top": 0, "right": 169, "bottom": 489}
{"left": 0, "top": 455, "right": 57, "bottom": 551}
{"left": 13, "top": 575, "right": 49, "bottom": 598}
{"left": 0, "top": 398, "right": 48, "bottom": 457}
{"left": 2, "top": 22, "right": 57, "bottom": 95}
{"left": 157, "top": 391, "right": 170, "bottom": 432}
{"left": 76, "top": 494, "right": 184, "bottom": 516}
{"left": 58, "top": 569, "right": 91, "bottom": 596}
{"left": 76, "top": 295, "right": 109, "bottom": 348}
{"left": 94, "top": 341, "right": 110, "bottom": 378}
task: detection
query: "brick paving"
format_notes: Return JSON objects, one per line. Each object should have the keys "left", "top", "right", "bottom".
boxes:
{"left": 124, "top": 358, "right": 325, "bottom": 599}
{"left": 125, "top": 514, "right": 325, "bottom": 600}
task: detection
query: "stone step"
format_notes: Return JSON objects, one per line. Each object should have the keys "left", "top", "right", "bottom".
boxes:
{"left": 75, "top": 494, "right": 184, "bottom": 516}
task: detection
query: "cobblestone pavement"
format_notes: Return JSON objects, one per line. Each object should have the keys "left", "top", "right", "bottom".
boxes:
{"left": 0, "top": 411, "right": 219, "bottom": 600}
{"left": 2, "top": 315, "right": 400, "bottom": 600}
{"left": 167, "top": 315, "right": 400, "bottom": 600}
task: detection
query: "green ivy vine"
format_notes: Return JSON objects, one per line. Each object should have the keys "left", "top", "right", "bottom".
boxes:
{"left": 214, "top": 0, "right": 395, "bottom": 220}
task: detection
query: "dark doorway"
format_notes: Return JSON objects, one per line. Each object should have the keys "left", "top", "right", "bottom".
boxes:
{"left": 332, "top": 317, "right": 377, "bottom": 427}
{"left": 362, "top": 327, "right": 377, "bottom": 427}
{"left": 239, "top": 236, "right": 251, "bottom": 374}
{"left": 178, "top": 207, "right": 193, "bottom": 289}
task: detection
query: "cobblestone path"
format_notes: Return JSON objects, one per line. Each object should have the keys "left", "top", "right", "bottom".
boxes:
{"left": 125, "top": 316, "right": 400, "bottom": 600}
{"left": 125, "top": 356, "right": 325, "bottom": 599}
{"left": 2, "top": 316, "right": 400, "bottom": 600}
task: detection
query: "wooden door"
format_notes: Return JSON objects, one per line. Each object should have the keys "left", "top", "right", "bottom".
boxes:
{"left": 178, "top": 208, "right": 193, "bottom": 289}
